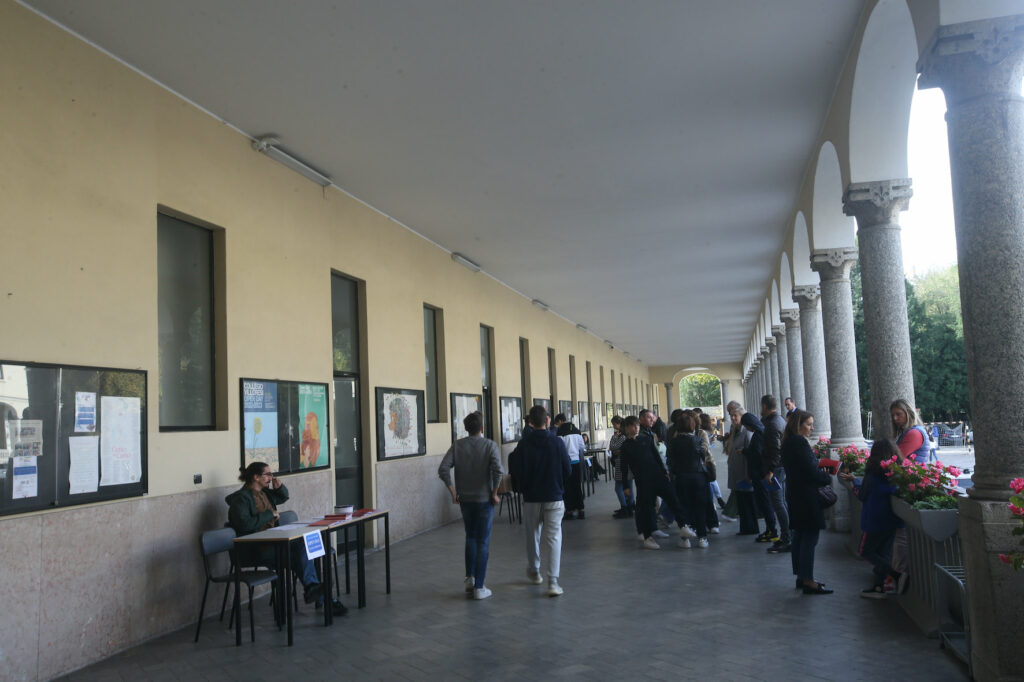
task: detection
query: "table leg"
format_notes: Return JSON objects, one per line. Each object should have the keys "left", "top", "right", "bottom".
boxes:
{"left": 233, "top": 552, "right": 242, "bottom": 646}
{"left": 281, "top": 544, "right": 294, "bottom": 646}
{"left": 344, "top": 526, "right": 351, "bottom": 594}
{"left": 356, "top": 520, "right": 366, "bottom": 608}
{"left": 384, "top": 513, "right": 391, "bottom": 595}
{"left": 322, "top": 530, "right": 333, "bottom": 627}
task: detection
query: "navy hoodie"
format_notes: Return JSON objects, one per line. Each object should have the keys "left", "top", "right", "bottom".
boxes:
{"left": 509, "top": 427, "right": 572, "bottom": 502}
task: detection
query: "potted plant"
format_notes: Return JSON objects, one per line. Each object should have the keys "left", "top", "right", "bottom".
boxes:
{"left": 884, "top": 454, "right": 962, "bottom": 542}
{"left": 999, "top": 477, "right": 1024, "bottom": 570}
{"left": 813, "top": 437, "right": 832, "bottom": 458}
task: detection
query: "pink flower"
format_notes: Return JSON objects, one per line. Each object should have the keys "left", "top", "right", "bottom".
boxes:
{"left": 908, "top": 483, "right": 917, "bottom": 491}
{"left": 880, "top": 460, "right": 890, "bottom": 469}
{"left": 1011, "top": 478, "right": 1024, "bottom": 494}
{"left": 949, "top": 467, "right": 962, "bottom": 477}
{"left": 1010, "top": 503, "right": 1024, "bottom": 517}
{"left": 1000, "top": 554, "right": 1012, "bottom": 564}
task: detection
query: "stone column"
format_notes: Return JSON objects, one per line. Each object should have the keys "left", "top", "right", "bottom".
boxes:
{"left": 780, "top": 309, "right": 805, "bottom": 410}
{"left": 758, "top": 348, "right": 770, "bottom": 403}
{"left": 663, "top": 382, "right": 675, "bottom": 415}
{"left": 811, "top": 248, "right": 865, "bottom": 447}
{"left": 919, "top": 16, "right": 1024, "bottom": 681}
{"left": 766, "top": 337, "right": 781, "bottom": 401}
{"left": 792, "top": 285, "right": 831, "bottom": 439}
{"left": 773, "top": 324, "right": 791, "bottom": 403}
{"left": 844, "top": 179, "right": 916, "bottom": 441}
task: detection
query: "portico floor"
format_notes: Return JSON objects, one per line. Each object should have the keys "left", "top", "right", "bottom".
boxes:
{"left": 59, "top": 474, "right": 968, "bottom": 681}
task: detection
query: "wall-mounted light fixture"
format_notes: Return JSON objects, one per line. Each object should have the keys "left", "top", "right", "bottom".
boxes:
{"left": 252, "top": 135, "right": 332, "bottom": 187}
{"left": 451, "top": 252, "right": 482, "bottom": 272}
{"left": 531, "top": 299, "right": 550, "bottom": 311}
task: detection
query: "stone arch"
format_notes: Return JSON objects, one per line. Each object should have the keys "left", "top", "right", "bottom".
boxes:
{"left": 849, "top": 0, "right": 918, "bottom": 183}
{"left": 792, "top": 212, "right": 816, "bottom": 286}
{"left": 672, "top": 369, "right": 724, "bottom": 416}
{"left": 770, "top": 280, "right": 782, "bottom": 325}
{"left": 779, "top": 253, "right": 795, "bottom": 308}
{"left": 811, "top": 142, "right": 856, "bottom": 249}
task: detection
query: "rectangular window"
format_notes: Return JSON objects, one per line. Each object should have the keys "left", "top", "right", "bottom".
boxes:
{"left": 332, "top": 276, "right": 360, "bottom": 373}
{"left": 424, "top": 305, "right": 441, "bottom": 422}
{"left": 481, "top": 325, "right": 495, "bottom": 440}
{"left": 519, "top": 338, "right": 531, "bottom": 403}
{"left": 158, "top": 212, "right": 215, "bottom": 430}
{"left": 547, "top": 348, "right": 557, "bottom": 405}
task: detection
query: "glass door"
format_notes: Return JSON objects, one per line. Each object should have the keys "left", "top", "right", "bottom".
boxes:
{"left": 333, "top": 376, "right": 362, "bottom": 508}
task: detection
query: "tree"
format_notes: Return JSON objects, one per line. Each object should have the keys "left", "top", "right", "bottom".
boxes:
{"left": 679, "top": 373, "right": 722, "bottom": 408}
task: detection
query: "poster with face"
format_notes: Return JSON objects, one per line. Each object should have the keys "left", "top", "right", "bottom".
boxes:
{"left": 298, "top": 383, "right": 329, "bottom": 468}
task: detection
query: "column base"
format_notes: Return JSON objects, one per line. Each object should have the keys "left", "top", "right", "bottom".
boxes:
{"left": 958, "top": 498, "right": 1024, "bottom": 682}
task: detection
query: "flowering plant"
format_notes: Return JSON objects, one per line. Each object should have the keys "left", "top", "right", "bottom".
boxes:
{"left": 837, "top": 444, "right": 868, "bottom": 475}
{"left": 813, "top": 437, "right": 832, "bottom": 458}
{"left": 999, "top": 477, "right": 1024, "bottom": 571}
{"left": 883, "top": 454, "right": 961, "bottom": 505}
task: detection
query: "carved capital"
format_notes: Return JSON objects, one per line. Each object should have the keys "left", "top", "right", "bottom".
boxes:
{"left": 765, "top": 336, "right": 777, "bottom": 348}
{"left": 918, "top": 15, "right": 1024, "bottom": 104}
{"left": 811, "top": 247, "right": 858, "bottom": 282}
{"left": 779, "top": 308, "right": 800, "bottom": 325}
{"left": 772, "top": 324, "right": 786, "bottom": 340}
{"left": 759, "top": 346, "right": 770, "bottom": 359}
{"left": 792, "top": 284, "right": 821, "bottom": 308}
{"left": 843, "top": 179, "right": 912, "bottom": 227}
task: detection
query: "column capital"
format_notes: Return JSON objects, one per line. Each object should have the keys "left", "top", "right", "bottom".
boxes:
{"left": 759, "top": 346, "right": 770, "bottom": 358}
{"left": 843, "top": 179, "right": 913, "bottom": 227}
{"left": 779, "top": 307, "right": 800, "bottom": 324}
{"left": 772, "top": 324, "right": 786, "bottom": 339}
{"left": 811, "top": 247, "right": 858, "bottom": 282}
{"left": 765, "top": 336, "right": 777, "bottom": 348}
{"left": 791, "top": 284, "right": 821, "bottom": 308}
{"left": 918, "top": 15, "right": 1024, "bottom": 103}
{"left": 663, "top": 382, "right": 672, "bottom": 389}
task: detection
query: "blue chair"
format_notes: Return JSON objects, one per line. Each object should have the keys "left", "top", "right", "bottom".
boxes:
{"left": 194, "top": 528, "right": 277, "bottom": 643}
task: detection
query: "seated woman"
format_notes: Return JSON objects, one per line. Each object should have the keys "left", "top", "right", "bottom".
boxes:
{"left": 227, "top": 462, "right": 346, "bottom": 613}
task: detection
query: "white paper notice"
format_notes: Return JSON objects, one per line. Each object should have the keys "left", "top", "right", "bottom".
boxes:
{"left": 100, "top": 396, "right": 142, "bottom": 486}
{"left": 8, "top": 419, "right": 44, "bottom": 457}
{"left": 75, "top": 392, "right": 97, "bottom": 433}
{"left": 68, "top": 436, "right": 99, "bottom": 494}
{"left": 12, "top": 456, "right": 38, "bottom": 499}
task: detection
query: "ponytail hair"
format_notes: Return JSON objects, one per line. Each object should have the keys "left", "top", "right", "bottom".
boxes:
{"left": 240, "top": 462, "right": 268, "bottom": 484}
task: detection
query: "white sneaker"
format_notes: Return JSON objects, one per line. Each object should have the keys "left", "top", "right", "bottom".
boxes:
{"left": 637, "top": 533, "right": 645, "bottom": 541}
{"left": 547, "top": 581, "right": 564, "bottom": 597}
{"left": 464, "top": 576, "right": 475, "bottom": 592}
{"left": 473, "top": 586, "right": 492, "bottom": 600}
{"left": 526, "top": 570, "right": 543, "bottom": 585}
{"left": 679, "top": 525, "right": 697, "bottom": 539}
{"left": 677, "top": 538, "right": 691, "bottom": 549}
{"left": 652, "top": 529, "right": 669, "bottom": 538}
{"left": 697, "top": 537, "right": 709, "bottom": 548}
{"left": 642, "top": 537, "right": 661, "bottom": 550}
{"left": 709, "top": 526, "right": 721, "bottom": 535}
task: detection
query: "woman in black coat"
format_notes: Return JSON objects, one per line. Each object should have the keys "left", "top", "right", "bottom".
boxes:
{"left": 780, "top": 410, "right": 834, "bottom": 595}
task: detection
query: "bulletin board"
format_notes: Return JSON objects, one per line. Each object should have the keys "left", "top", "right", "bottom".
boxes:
{"left": 0, "top": 360, "right": 148, "bottom": 517}
{"left": 240, "top": 378, "right": 330, "bottom": 475}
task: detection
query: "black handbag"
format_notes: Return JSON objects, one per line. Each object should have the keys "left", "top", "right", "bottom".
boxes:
{"left": 817, "top": 483, "right": 838, "bottom": 509}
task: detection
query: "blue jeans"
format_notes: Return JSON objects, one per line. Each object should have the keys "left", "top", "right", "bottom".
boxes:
{"left": 791, "top": 528, "right": 820, "bottom": 581}
{"left": 764, "top": 468, "right": 791, "bottom": 542}
{"left": 615, "top": 479, "right": 633, "bottom": 508}
{"left": 461, "top": 501, "right": 495, "bottom": 589}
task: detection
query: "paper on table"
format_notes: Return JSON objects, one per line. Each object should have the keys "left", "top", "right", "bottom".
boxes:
{"left": 100, "top": 396, "right": 141, "bottom": 486}
{"left": 12, "top": 456, "right": 38, "bottom": 499}
{"left": 68, "top": 435, "right": 99, "bottom": 494}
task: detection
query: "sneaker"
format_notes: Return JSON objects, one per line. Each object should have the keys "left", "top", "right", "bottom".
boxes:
{"left": 767, "top": 542, "right": 792, "bottom": 554}
{"left": 677, "top": 538, "right": 691, "bottom": 549}
{"left": 330, "top": 599, "right": 349, "bottom": 616}
{"left": 679, "top": 525, "right": 697, "bottom": 539}
{"left": 657, "top": 519, "right": 670, "bottom": 531}
{"left": 860, "top": 585, "right": 886, "bottom": 600}
{"left": 720, "top": 514, "right": 737, "bottom": 522}
{"left": 473, "top": 586, "right": 493, "bottom": 600}
{"left": 303, "top": 583, "right": 323, "bottom": 605}
{"left": 652, "top": 529, "right": 669, "bottom": 538}
{"left": 709, "top": 526, "right": 720, "bottom": 535}
{"left": 696, "top": 537, "right": 709, "bottom": 548}
{"left": 465, "top": 576, "right": 475, "bottom": 592}
{"left": 526, "top": 570, "right": 543, "bottom": 585}
{"left": 896, "top": 572, "right": 910, "bottom": 595}
{"left": 755, "top": 531, "right": 776, "bottom": 543}
{"left": 547, "top": 581, "right": 564, "bottom": 597}
{"left": 642, "top": 537, "right": 661, "bottom": 550}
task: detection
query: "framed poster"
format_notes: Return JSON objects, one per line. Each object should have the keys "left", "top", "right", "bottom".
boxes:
{"left": 533, "top": 398, "right": 551, "bottom": 412}
{"left": 616, "top": 403, "right": 624, "bottom": 416}
{"left": 558, "top": 400, "right": 573, "bottom": 422}
{"left": 577, "top": 401, "right": 590, "bottom": 432}
{"left": 375, "top": 387, "right": 426, "bottom": 460}
{"left": 653, "top": 403, "right": 660, "bottom": 417}
{"left": 450, "top": 392, "right": 482, "bottom": 442}
{"left": 593, "top": 402, "right": 604, "bottom": 431}
{"left": 500, "top": 396, "right": 523, "bottom": 444}
{"left": 241, "top": 378, "right": 330, "bottom": 474}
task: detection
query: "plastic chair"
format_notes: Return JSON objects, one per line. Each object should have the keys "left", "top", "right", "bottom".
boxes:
{"left": 194, "top": 528, "right": 277, "bottom": 643}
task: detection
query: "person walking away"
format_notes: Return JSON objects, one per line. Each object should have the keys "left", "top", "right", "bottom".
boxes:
{"left": 509, "top": 405, "right": 572, "bottom": 597}
{"left": 437, "top": 411, "right": 503, "bottom": 600}
{"left": 558, "top": 421, "right": 587, "bottom": 520}
{"left": 760, "top": 395, "right": 792, "bottom": 554}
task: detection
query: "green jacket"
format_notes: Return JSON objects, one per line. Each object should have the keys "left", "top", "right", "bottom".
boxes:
{"left": 225, "top": 484, "right": 290, "bottom": 536}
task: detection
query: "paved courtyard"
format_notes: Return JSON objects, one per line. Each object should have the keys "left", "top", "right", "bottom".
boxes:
{"left": 59, "top": 454, "right": 968, "bottom": 682}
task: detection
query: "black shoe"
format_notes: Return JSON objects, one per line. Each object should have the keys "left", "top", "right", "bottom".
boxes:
{"left": 717, "top": 497, "right": 726, "bottom": 509}
{"left": 736, "top": 530, "right": 759, "bottom": 536}
{"left": 577, "top": 510, "right": 585, "bottom": 519}
{"left": 563, "top": 512, "right": 576, "bottom": 521}
{"left": 795, "top": 578, "right": 827, "bottom": 589}
{"left": 755, "top": 531, "right": 776, "bottom": 543}
{"left": 802, "top": 582, "right": 833, "bottom": 595}
{"left": 767, "top": 541, "right": 792, "bottom": 554}
{"left": 331, "top": 599, "right": 349, "bottom": 615}
{"left": 303, "top": 583, "right": 323, "bottom": 605}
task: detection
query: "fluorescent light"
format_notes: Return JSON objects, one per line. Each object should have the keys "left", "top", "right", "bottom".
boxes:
{"left": 451, "top": 252, "right": 481, "bottom": 272}
{"left": 576, "top": 324, "right": 588, "bottom": 332}
{"left": 252, "top": 135, "right": 332, "bottom": 187}
{"left": 531, "top": 299, "right": 549, "bottom": 311}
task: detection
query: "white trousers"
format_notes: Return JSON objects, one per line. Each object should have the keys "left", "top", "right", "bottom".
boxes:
{"left": 523, "top": 500, "right": 564, "bottom": 581}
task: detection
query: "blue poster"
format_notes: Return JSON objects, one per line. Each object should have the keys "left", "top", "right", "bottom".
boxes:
{"left": 243, "top": 381, "right": 279, "bottom": 470}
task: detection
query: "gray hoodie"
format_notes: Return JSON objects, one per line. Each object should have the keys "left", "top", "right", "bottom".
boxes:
{"left": 438, "top": 435, "right": 503, "bottom": 502}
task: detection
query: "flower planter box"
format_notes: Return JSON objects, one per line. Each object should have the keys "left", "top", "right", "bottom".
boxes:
{"left": 891, "top": 497, "right": 959, "bottom": 542}
{"left": 838, "top": 478, "right": 863, "bottom": 556}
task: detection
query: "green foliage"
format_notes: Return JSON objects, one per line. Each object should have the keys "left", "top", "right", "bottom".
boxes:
{"left": 850, "top": 261, "right": 969, "bottom": 425}
{"left": 913, "top": 495, "right": 960, "bottom": 510}
{"left": 679, "top": 373, "right": 721, "bottom": 408}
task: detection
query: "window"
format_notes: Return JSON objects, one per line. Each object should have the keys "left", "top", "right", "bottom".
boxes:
{"left": 424, "top": 305, "right": 442, "bottom": 422}
{"left": 332, "top": 276, "right": 360, "bottom": 373}
{"left": 519, "top": 338, "right": 531, "bottom": 402}
{"left": 158, "top": 212, "right": 215, "bottom": 430}
{"left": 547, "top": 347, "right": 557, "bottom": 405}
{"left": 481, "top": 325, "right": 495, "bottom": 440}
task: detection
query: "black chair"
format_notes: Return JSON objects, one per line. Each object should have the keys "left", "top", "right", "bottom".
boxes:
{"left": 194, "top": 528, "right": 277, "bottom": 643}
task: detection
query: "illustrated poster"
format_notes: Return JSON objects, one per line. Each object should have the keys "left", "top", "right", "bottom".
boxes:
{"left": 243, "top": 381, "right": 279, "bottom": 470}
{"left": 500, "top": 397, "right": 523, "bottom": 444}
{"left": 297, "top": 384, "right": 328, "bottom": 468}
{"left": 383, "top": 391, "right": 419, "bottom": 457}
{"left": 451, "top": 394, "right": 481, "bottom": 439}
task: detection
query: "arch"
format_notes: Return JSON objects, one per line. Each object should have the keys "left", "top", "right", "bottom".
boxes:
{"left": 811, "top": 142, "right": 856, "bottom": 249}
{"left": 676, "top": 371, "right": 724, "bottom": 416}
{"left": 763, "top": 300, "right": 773, "bottom": 340}
{"left": 770, "top": 280, "right": 782, "bottom": 326}
{"left": 779, "top": 253, "right": 795, "bottom": 308}
{"left": 792, "top": 212, "right": 816, "bottom": 286}
{"left": 849, "top": 0, "right": 918, "bottom": 183}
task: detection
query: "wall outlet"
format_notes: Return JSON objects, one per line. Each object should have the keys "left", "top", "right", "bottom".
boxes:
{"left": 193, "top": 474, "right": 202, "bottom": 485}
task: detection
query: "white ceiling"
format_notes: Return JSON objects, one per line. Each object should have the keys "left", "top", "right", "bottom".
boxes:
{"left": 24, "top": 0, "right": 865, "bottom": 366}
